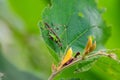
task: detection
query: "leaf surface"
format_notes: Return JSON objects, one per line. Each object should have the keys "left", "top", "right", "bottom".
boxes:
{"left": 40, "top": 0, "right": 110, "bottom": 61}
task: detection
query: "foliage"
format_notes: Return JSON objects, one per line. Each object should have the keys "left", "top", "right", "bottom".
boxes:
{"left": 40, "top": 0, "right": 110, "bottom": 61}
{"left": 0, "top": 0, "right": 120, "bottom": 80}
{"left": 39, "top": 0, "right": 120, "bottom": 80}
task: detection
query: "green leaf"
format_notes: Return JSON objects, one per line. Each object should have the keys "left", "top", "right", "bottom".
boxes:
{"left": 53, "top": 54, "right": 101, "bottom": 80}
{"left": 40, "top": 0, "right": 110, "bottom": 61}
{"left": 55, "top": 56, "right": 120, "bottom": 80}
{"left": 92, "top": 57, "right": 120, "bottom": 80}
{"left": 74, "top": 56, "right": 98, "bottom": 73}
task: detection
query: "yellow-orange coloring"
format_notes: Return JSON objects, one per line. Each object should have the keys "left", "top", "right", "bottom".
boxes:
{"left": 57, "top": 48, "right": 73, "bottom": 70}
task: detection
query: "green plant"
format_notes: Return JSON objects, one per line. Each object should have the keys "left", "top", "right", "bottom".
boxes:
{"left": 0, "top": 0, "right": 120, "bottom": 80}
{"left": 39, "top": 0, "right": 120, "bottom": 80}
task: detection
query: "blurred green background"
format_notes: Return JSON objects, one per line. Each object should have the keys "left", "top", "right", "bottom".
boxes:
{"left": 0, "top": 0, "right": 120, "bottom": 80}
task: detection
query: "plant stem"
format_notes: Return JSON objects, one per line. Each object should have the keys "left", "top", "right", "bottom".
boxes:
{"left": 48, "top": 50, "right": 119, "bottom": 80}
{"left": 48, "top": 56, "right": 83, "bottom": 80}
{"left": 48, "top": 72, "right": 57, "bottom": 80}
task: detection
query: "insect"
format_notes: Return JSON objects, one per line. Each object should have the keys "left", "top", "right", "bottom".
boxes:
{"left": 44, "top": 22, "right": 62, "bottom": 47}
